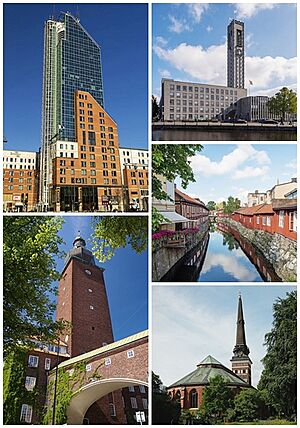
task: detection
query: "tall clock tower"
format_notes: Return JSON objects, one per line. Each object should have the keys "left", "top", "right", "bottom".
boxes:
{"left": 231, "top": 294, "right": 252, "bottom": 385}
{"left": 227, "top": 19, "right": 245, "bottom": 89}
{"left": 56, "top": 234, "right": 114, "bottom": 357}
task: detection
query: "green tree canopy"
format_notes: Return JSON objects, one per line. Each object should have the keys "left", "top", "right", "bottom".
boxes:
{"left": 152, "top": 144, "right": 203, "bottom": 201}
{"left": 267, "top": 87, "right": 297, "bottom": 121}
{"left": 152, "top": 95, "right": 160, "bottom": 120}
{"left": 258, "top": 291, "right": 297, "bottom": 419}
{"left": 201, "top": 375, "right": 233, "bottom": 423}
{"left": 152, "top": 372, "right": 181, "bottom": 425}
{"left": 223, "top": 196, "right": 241, "bottom": 214}
{"left": 231, "top": 389, "right": 264, "bottom": 422}
{"left": 206, "top": 201, "right": 216, "bottom": 211}
{"left": 92, "top": 216, "right": 148, "bottom": 262}
{"left": 4, "top": 217, "right": 65, "bottom": 352}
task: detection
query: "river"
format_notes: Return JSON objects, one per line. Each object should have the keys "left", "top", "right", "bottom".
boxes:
{"left": 152, "top": 129, "right": 296, "bottom": 141}
{"left": 161, "top": 227, "right": 282, "bottom": 282}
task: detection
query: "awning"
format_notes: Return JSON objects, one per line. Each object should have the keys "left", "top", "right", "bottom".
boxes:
{"left": 159, "top": 211, "right": 190, "bottom": 224}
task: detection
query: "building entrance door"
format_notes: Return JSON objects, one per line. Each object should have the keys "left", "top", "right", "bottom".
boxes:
{"left": 60, "top": 187, "right": 79, "bottom": 212}
{"left": 82, "top": 186, "right": 98, "bottom": 211}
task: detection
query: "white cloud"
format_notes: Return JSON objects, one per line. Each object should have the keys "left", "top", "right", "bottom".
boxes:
{"left": 206, "top": 25, "right": 213, "bottom": 33}
{"left": 153, "top": 42, "right": 297, "bottom": 92}
{"left": 168, "top": 15, "right": 191, "bottom": 34}
{"left": 233, "top": 165, "right": 270, "bottom": 180}
{"left": 201, "top": 253, "right": 258, "bottom": 281}
{"left": 152, "top": 287, "right": 271, "bottom": 388}
{"left": 188, "top": 4, "right": 209, "bottom": 23}
{"left": 155, "top": 36, "right": 168, "bottom": 47}
{"left": 285, "top": 159, "right": 297, "bottom": 170}
{"left": 254, "top": 83, "right": 297, "bottom": 97}
{"left": 190, "top": 145, "right": 271, "bottom": 177}
{"left": 159, "top": 69, "right": 171, "bottom": 78}
{"left": 234, "top": 3, "right": 276, "bottom": 19}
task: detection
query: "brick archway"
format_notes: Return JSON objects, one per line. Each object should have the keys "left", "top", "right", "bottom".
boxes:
{"left": 67, "top": 378, "right": 148, "bottom": 424}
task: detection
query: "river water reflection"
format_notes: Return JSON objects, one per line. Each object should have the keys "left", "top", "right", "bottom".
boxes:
{"left": 152, "top": 129, "right": 296, "bottom": 141}
{"left": 161, "top": 228, "right": 281, "bottom": 282}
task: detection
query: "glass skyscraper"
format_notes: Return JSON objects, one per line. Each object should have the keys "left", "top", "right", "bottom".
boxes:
{"left": 40, "top": 12, "right": 104, "bottom": 208}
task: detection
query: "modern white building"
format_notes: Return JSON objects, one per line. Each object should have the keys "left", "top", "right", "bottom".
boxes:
{"left": 119, "top": 147, "right": 149, "bottom": 170}
{"left": 160, "top": 79, "right": 247, "bottom": 121}
{"left": 3, "top": 150, "right": 38, "bottom": 170}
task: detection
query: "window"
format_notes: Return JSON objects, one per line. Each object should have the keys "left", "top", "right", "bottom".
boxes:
{"left": 139, "top": 385, "right": 146, "bottom": 393}
{"left": 256, "top": 216, "right": 260, "bottom": 225}
{"left": 28, "top": 355, "right": 39, "bottom": 367}
{"left": 25, "top": 376, "right": 36, "bottom": 391}
{"left": 20, "top": 404, "right": 33, "bottom": 423}
{"left": 105, "top": 357, "right": 112, "bottom": 366}
{"left": 279, "top": 210, "right": 285, "bottom": 228}
{"left": 109, "top": 403, "right": 116, "bottom": 417}
{"left": 90, "top": 170, "right": 96, "bottom": 176}
{"left": 88, "top": 131, "right": 96, "bottom": 145}
{"left": 103, "top": 178, "right": 109, "bottom": 185}
{"left": 190, "top": 389, "right": 198, "bottom": 408}
{"left": 289, "top": 211, "right": 297, "bottom": 232}
{"left": 130, "top": 397, "right": 138, "bottom": 409}
{"left": 262, "top": 216, "right": 267, "bottom": 226}
{"left": 128, "top": 386, "right": 135, "bottom": 392}
{"left": 81, "top": 169, "right": 87, "bottom": 175}
{"left": 142, "top": 398, "right": 148, "bottom": 409}
{"left": 86, "top": 364, "right": 92, "bottom": 372}
{"left": 127, "top": 349, "right": 134, "bottom": 358}
{"left": 266, "top": 216, "right": 271, "bottom": 226}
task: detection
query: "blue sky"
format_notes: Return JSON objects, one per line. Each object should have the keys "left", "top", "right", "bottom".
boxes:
{"left": 153, "top": 3, "right": 297, "bottom": 99}
{"left": 153, "top": 285, "right": 296, "bottom": 387}
{"left": 4, "top": 4, "right": 148, "bottom": 152}
{"left": 52, "top": 216, "right": 148, "bottom": 341}
{"left": 175, "top": 144, "right": 297, "bottom": 205}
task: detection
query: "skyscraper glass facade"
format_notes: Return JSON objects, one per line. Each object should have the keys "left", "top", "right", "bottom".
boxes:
{"left": 40, "top": 12, "right": 104, "bottom": 206}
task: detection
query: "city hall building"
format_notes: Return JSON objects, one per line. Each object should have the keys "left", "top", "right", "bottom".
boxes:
{"left": 159, "top": 20, "right": 247, "bottom": 121}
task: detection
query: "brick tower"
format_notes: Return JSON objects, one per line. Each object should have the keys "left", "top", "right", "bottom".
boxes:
{"left": 56, "top": 234, "right": 114, "bottom": 357}
{"left": 230, "top": 294, "right": 252, "bottom": 385}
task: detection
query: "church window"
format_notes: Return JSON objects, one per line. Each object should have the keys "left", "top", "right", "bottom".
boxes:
{"left": 190, "top": 389, "right": 198, "bottom": 408}
{"left": 20, "top": 404, "right": 33, "bottom": 423}
{"left": 25, "top": 376, "right": 36, "bottom": 391}
{"left": 127, "top": 349, "right": 135, "bottom": 358}
{"left": 109, "top": 403, "right": 116, "bottom": 416}
{"left": 86, "top": 364, "right": 92, "bottom": 372}
{"left": 128, "top": 386, "right": 135, "bottom": 392}
{"left": 45, "top": 358, "right": 51, "bottom": 370}
{"left": 139, "top": 385, "right": 146, "bottom": 393}
{"left": 130, "top": 397, "right": 138, "bottom": 409}
{"left": 28, "top": 355, "right": 39, "bottom": 367}
{"left": 105, "top": 357, "right": 112, "bottom": 366}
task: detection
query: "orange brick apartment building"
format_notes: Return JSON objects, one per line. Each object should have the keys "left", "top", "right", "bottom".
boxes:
{"left": 3, "top": 150, "right": 39, "bottom": 212}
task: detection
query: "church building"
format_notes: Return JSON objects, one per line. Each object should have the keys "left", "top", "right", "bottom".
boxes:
{"left": 167, "top": 294, "right": 253, "bottom": 410}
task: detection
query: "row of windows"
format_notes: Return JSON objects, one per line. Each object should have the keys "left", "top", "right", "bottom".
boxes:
{"left": 28, "top": 355, "right": 51, "bottom": 369}
{"left": 4, "top": 157, "right": 35, "bottom": 163}
{"left": 122, "top": 151, "right": 148, "bottom": 158}
{"left": 169, "top": 83, "right": 238, "bottom": 95}
{"left": 4, "top": 170, "right": 33, "bottom": 177}
{"left": 6, "top": 178, "right": 32, "bottom": 183}
{"left": 131, "top": 180, "right": 146, "bottom": 186}
{"left": 239, "top": 211, "right": 297, "bottom": 232}
{"left": 59, "top": 177, "right": 119, "bottom": 185}
{"left": 170, "top": 98, "right": 235, "bottom": 106}
{"left": 3, "top": 164, "right": 35, "bottom": 170}
{"left": 169, "top": 93, "right": 236, "bottom": 102}
{"left": 6, "top": 185, "right": 33, "bottom": 191}
{"left": 170, "top": 106, "right": 224, "bottom": 113}
{"left": 168, "top": 114, "right": 220, "bottom": 120}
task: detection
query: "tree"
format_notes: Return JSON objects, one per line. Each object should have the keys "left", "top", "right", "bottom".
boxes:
{"left": 152, "top": 95, "right": 160, "bottom": 120}
{"left": 152, "top": 372, "right": 181, "bottom": 425}
{"left": 152, "top": 144, "right": 203, "bottom": 201}
{"left": 231, "top": 389, "right": 264, "bottom": 422}
{"left": 201, "top": 375, "right": 233, "bottom": 423}
{"left": 91, "top": 216, "right": 148, "bottom": 262}
{"left": 206, "top": 201, "right": 216, "bottom": 211}
{"left": 3, "top": 217, "right": 65, "bottom": 352}
{"left": 267, "top": 87, "right": 297, "bottom": 122}
{"left": 258, "top": 291, "right": 297, "bottom": 419}
{"left": 223, "top": 196, "right": 241, "bottom": 214}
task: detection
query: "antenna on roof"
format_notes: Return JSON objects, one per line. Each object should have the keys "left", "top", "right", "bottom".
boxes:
{"left": 51, "top": 4, "right": 56, "bottom": 20}
{"left": 76, "top": 5, "right": 80, "bottom": 22}
{"left": 238, "top": 289, "right": 241, "bottom": 298}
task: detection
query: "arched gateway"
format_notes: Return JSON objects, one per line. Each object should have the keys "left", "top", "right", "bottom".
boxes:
{"left": 47, "top": 330, "right": 148, "bottom": 424}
